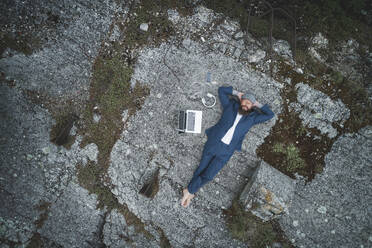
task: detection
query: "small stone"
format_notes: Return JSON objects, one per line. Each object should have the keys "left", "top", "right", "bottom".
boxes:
{"left": 26, "top": 154, "right": 33, "bottom": 160}
{"left": 140, "top": 23, "right": 149, "bottom": 32}
{"left": 216, "top": 191, "right": 219, "bottom": 195}
{"left": 295, "top": 68, "right": 303, "bottom": 74}
{"left": 13, "top": 173, "right": 17, "bottom": 177}
{"left": 42, "top": 147, "right": 50, "bottom": 155}
{"left": 159, "top": 168, "right": 167, "bottom": 177}
{"left": 331, "top": 230, "right": 336, "bottom": 234}
{"left": 272, "top": 242, "right": 282, "bottom": 248}
{"left": 93, "top": 113, "right": 101, "bottom": 123}
{"left": 293, "top": 220, "right": 299, "bottom": 227}
{"left": 317, "top": 206, "right": 327, "bottom": 214}
{"left": 156, "top": 93, "right": 162, "bottom": 98}
{"left": 301, "top": 233, "right": 306, "bottom": 238}
{"left": 305, "top": 208, "right": 309, "bottom": 213}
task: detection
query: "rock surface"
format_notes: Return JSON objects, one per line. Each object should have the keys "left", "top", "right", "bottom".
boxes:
{"left": 279, "top": 126, "right": 372, "bottom": 248}
{"left": 0, "top": 1, "right": 371, "bottom": 248}
{"left": 290, "top": 83, "right": 350, "bottom": 139}
{"left": 109, "top": 36, "right": 282, "bottom": 247}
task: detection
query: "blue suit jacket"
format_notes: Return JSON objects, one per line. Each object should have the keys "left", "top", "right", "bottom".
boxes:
{"left": 205, "top": 86, "right": 275, "bottom": 152}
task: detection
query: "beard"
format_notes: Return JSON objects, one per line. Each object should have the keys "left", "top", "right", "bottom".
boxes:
{"left": 238, "top": 105, "right": 253, "bottom": 115}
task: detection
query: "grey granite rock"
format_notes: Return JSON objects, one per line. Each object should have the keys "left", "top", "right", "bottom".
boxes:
{"left": 0, "top": 0, "right": 120, "bottom": 99}
{"left": 308, "top": 33, "right": 329, "bottom": 62}
{"left": 39, "top": 182, "right": 103, "bottom": 248}
{"left": 240, "top": 161, "right": 296, "bottom": 221}
{"left": 103, "top": 209, "right": 160, "bottom": 248}
{"left": 289, "top": 83, "right": 350, "bottom": 138}
{"left": 273, "top": 39, "right": 293, "bottom": 61}
{"left": 0, "top": 1, "right": 124, "bottom": 247}
{"left": 0, "top": 83, "right": 107, "bottom": 247}
{"left": 109, "top": 17, "right": 282, "bottom": 244}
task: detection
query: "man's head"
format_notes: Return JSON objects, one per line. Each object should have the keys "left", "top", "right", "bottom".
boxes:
{"left": 238, "top": 92, "right": 256, "bottom": 115}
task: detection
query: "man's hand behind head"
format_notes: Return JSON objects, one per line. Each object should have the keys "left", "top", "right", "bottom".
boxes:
{"left": 237, "top": 92, "right": 244, "bottom": 101}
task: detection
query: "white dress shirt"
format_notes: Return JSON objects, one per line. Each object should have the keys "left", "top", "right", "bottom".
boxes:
{"left": 221, "top": 112, "right": 243, "bottom": 145}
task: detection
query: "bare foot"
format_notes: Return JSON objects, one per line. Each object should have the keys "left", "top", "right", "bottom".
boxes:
{"left": 181, "top": 189, "right": 194, "bottom": 207}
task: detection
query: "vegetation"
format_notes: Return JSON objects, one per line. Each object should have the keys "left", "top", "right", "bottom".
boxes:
{"left": 75, "top": 46, "right": 151, "bottom": 240}
{"left": 273, "top": 143, "right": 306, "bottom": 173}
{"left": 223, "top": 198, "right": 293, "bottom": 248}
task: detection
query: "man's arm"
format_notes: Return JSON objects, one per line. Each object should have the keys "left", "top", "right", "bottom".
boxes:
{"left": 253, "top": 101, "right": 275, "bottom": 124}
{"left": 218, "top": 86, "right": 234, "bottom": 109}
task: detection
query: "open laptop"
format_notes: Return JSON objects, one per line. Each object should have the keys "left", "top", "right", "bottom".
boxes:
{"left": 177, "top": 110, "right": 202, "bottom": 134}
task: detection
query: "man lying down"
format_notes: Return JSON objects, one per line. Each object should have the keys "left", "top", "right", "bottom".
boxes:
{"left": 181, "top": 86, "right": 275, "bottom": 207}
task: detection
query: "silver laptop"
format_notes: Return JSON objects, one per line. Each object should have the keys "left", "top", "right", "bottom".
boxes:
{"left": 177, "top": 110, "right": 202, "bottom": 134}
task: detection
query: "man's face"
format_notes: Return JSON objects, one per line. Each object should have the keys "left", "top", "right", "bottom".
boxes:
{"left": 240, "top": 99, "right": 253, "bottom": 111}
{"left": 238, "top": 99, "right": 254, "bottom": 115}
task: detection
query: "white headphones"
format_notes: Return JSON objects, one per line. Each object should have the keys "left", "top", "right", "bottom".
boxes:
{"left": 201, "top": 93, "right": 216, "bottom": 108}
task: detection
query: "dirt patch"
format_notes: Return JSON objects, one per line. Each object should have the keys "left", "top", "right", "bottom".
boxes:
{"left": 0, "top": 32, "right": 42, "bottom": 57}
{"left": 257, "top": 105, "right": 333, "bottom": 180}
{"left": 34, "top": 201, "right": 51, "bottom": 229}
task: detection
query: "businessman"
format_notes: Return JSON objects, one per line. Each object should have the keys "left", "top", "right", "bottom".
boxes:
{"left": 181, "top": 86, "right": 275, "bottom": 207}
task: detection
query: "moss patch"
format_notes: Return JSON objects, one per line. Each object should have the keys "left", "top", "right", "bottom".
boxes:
{"left": 272, "top": 143, "right": 306, "bottom": 173}
{"left": 79, "top": 54, "right": 149, "bottom": 164}
{"left": 75, "top": 48, "right": 150, "bottom": 237}
{"left": 223, "top": 198, "right": 293, "bottom": 248}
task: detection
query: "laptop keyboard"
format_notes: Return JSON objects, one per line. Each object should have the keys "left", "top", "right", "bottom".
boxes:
{"left": 187, "top": 112, "right": 195, "bottom": 131}
{"left": 179, "top": 110, "right": 186, "bottom": 130}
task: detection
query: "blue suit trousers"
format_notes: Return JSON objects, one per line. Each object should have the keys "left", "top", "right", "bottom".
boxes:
{"left": 187, "top": 140, "right": 234, "bottom": 194}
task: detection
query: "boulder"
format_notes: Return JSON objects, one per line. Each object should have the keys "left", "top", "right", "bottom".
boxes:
{"left": 239, "top": 160, "right": 296, "bottom": 221}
